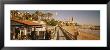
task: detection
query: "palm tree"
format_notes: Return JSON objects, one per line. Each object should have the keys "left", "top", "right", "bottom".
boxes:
{"left": 26, "top": 12, "right": 32, "bottom": 20}
{"left": 46, "top": 12, "right": 53, "bottom": 20}
{"left": 35, "top": 11, "right": 44, "bottom": 21}
{"left": 11, "top": 10, "right": 19, "bottom": 19}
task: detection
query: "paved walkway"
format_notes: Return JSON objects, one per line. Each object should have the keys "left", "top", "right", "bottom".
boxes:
{"left": 56, "top": 27, "right": 66, "bottom": 40}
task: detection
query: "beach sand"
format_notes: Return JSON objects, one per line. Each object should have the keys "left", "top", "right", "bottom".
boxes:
{"left": 62, "top": 26, "right": 100, "bottom": 40}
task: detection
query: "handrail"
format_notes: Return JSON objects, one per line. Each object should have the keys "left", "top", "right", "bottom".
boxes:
{"left": 59, "top": 26, "right": 75, "bottom": 40}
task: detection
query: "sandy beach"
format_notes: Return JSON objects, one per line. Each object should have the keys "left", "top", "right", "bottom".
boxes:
{"left": 62, "top": 26, "right": 100, "bottom": 40}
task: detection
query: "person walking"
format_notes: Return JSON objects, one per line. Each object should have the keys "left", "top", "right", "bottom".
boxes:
{"left": 45, "top": 29, "right": 51, "bottom": 40}
{"left": 45, "top": 30, "right": 49, "bottom": 40}
{"left": 74, "top": 31, "right": 79, "bottom": 40}
{"left": 31, "top": 31, "right": 36, "bottom": 40}
{"left": 15, "top": 27, "right": 20, "bottom": 39}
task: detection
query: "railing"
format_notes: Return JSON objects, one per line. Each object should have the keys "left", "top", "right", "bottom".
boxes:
{"left": 51, "top": 31, "right": 57, "bottom": 40}
{"left": 59, "top": 26, "right": 76, "bottom": 40}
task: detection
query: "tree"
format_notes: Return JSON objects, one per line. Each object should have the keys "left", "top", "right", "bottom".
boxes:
{"left": 46, "top": 12, "right": 53, "bottom": 20}
{"left": 11, "top": 10, "right": 19, "bottom": 19}
{"left": 47, "top": 19, "right": 58, "bottom": 26}
{"left": 35, "top": 11, "right": 44, "bottom": 21}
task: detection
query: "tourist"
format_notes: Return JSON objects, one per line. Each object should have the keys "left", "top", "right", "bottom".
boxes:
{"left": 45, "top": 29, "right": 51, "bottom": 40}
{"left": 48, "top": 31, "right": 51, "bottom": 39}
{"left": 45, "top": 30, "right": 49, "bottom": 40}
{"left": 74, "top": 31, "right": 79, "bottom": 40}
{"left": 31, "top": 31, "right": 37, "bottom": 40}
{"left": 15, "top": 27, "right": 20, "bottom": 39}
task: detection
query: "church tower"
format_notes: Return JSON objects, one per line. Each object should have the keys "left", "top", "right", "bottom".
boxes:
{"left": 72, "top": 17, "right": 73, "bottom": 21}
{"left": 71, "top": 17, "right": 74, "bottom": 23}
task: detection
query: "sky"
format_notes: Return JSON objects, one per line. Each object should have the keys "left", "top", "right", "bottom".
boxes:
{"left": 18, "top": 10, "right": 100, "bottom": 26}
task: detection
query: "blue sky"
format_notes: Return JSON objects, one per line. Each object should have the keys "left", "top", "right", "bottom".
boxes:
{"left": 18, "top": 10, "right": 100, "bottom": 26}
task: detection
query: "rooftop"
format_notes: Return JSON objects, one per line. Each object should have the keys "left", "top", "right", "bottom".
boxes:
{"left": 11, "top": 19, "right": 41, "bottom": 26}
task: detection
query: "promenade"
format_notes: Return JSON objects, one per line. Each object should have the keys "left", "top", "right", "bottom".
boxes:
{"left": 61, "top": 26, "right": 100, "bottom": 40}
